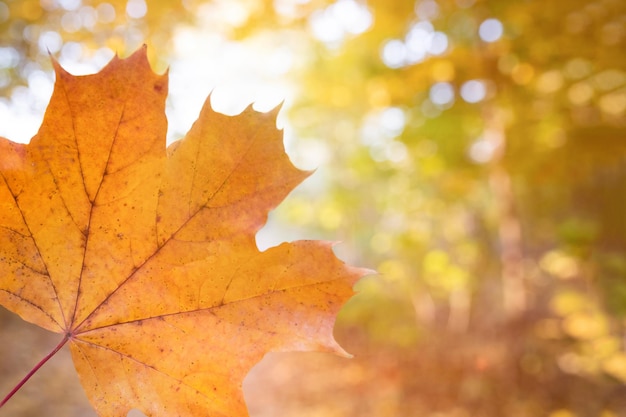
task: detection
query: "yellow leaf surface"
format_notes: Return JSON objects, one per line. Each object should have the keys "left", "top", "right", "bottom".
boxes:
{"left": 0, "top": 46, "right": 367, "bottom": 417}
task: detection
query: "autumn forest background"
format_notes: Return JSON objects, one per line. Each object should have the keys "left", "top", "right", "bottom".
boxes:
{"left": 1, "top": 0, "right": 626, "bottom": 416}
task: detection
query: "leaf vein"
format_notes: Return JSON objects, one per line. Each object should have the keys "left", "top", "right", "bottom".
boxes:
{"left": 73, "top": 337, "right": 215, "bottom": 402}
{"left": 0, "top": 171, "right": 65, "bottom": 328}
{"left": 0, "top": 288, "right": 62, "bottom": 329}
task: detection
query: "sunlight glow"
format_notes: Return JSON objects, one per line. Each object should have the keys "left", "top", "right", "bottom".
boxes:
{"left": 27, "top": 71, "right": 54, "bottom": 99}
{"left": 274, "top": 0, "right": 312, "bottom": 19}
{"left": 309, "top": 0, "right": 372, "bottom": 48}
{"left": 197, "top": 0, "right": 250, "bottom": 27}
{"left": 167, "top": 25, "right": 299, "bottom": 143}
{"left": 0, "top": 90, "right": 50, "bottom": 144}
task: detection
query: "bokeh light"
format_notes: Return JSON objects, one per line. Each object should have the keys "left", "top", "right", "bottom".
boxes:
{"left": 381, "top": 39, "right": 406, "bottom": 69}
{"left": 460, "top": 79, "right": 487, "bottom": 103}
{"left": 380, "top": 20, "right": 448, "bottom": 69}
{"left": 478, "top": 18, "right": 503, "bottom": 42}
{"left": 308, "top": 0, "right": 372, "bottom": 48}
{"left": 429, "top": 81, "right": 455, "bottom": 107}
{"left": 126, "top": 0, "right": 147, "bottom": 19}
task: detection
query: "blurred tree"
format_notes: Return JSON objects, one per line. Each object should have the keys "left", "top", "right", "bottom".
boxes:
{"left": 0, "top": 0, "right": 193, "bottom": 83}
{"left": 1, "top": 0, "right": 626, "bottom": 416}
{"left": 245, "top": 0, "right": 626, "bottom": 414}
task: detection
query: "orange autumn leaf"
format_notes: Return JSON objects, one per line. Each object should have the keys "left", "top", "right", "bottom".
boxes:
{"left": 0, "top": 46, "right": 367, "bottom": 417}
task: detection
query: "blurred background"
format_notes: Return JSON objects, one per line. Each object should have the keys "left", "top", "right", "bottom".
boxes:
{"left": 1, "top": 0, "right": 626, "bottom": 416}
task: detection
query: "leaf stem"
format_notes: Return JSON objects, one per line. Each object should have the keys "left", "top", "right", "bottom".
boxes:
{"left": 0, "top": 333, "right": 70, "bottom": 408}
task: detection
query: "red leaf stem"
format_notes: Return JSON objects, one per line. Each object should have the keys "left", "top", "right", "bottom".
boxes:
{"left": 0, "top": 334, "right": 70, "bottom": 408}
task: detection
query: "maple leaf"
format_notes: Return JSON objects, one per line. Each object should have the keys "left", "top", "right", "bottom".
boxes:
{"left": 0, "top": 46, "right": 367, "bottom": 416}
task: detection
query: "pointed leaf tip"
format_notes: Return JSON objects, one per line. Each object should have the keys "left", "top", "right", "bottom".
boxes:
{"left": 0, "top": 43, "right": 365, "bottom": 417}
